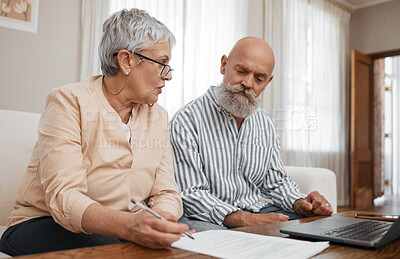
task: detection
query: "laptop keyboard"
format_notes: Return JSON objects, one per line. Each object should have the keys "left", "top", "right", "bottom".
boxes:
{"left": 321, "top": 220, "right": 392, "bottom": 241}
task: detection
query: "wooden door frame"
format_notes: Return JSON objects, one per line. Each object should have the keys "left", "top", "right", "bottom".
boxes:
{"left": 350, "top": 50, "right": 373, "bottom": 209}
{"left": 369, "top": 49, "right": 400, "bottom": 60}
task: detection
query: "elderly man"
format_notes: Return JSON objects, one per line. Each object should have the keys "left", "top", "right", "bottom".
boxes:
{"left": 170, "top": 37, "right": 333, "bottom": 231}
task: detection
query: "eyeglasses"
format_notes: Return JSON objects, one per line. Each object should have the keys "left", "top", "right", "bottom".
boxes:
{"left": 113, "top": 50, "right": 174, "bottom": 78}
{"left": 134, "top": 52, "right": 174, "bottom": 78}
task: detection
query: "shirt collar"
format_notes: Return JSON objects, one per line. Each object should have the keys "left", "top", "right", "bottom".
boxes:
{"left": 205, "top": 85, "right": 224, "bottom": 112}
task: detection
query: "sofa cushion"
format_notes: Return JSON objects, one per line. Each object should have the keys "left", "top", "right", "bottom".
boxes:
{"left": 285, "top": 166, "right": 337, "bottom": 213}
{"left": 0, "top": 110, "right": 40, "bottom": 227}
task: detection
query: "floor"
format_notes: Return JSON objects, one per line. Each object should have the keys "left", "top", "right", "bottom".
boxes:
{"left": 338, "top": 195, "right": 400, "bottom": 214}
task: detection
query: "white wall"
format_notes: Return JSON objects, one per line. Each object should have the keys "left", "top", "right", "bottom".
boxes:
{"left": 0, "top": 0, "right": 81, "bottom": 113}
{"left": 350, "top": 0, "right": 400, "bottom": 54}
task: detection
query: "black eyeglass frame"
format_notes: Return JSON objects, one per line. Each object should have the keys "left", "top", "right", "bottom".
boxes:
{"left": 113, "top": 50, "right": 173, "bottom": 78}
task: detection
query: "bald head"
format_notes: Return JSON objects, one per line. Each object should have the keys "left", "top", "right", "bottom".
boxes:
{"left": 220, "top": 37, "right": 275, "bottom": 97}
{"left": 228, "top": 37, "right": 275, "bottom": 75}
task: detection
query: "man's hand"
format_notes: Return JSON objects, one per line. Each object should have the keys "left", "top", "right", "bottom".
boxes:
{"left": 223, "top": 210, "right": 289, "bottom": 228}
{"left": 293, "top": 191, "right": 333, "bottom": 217}
{"left": 127, "top": 209, "right": 190, "bottom": 249}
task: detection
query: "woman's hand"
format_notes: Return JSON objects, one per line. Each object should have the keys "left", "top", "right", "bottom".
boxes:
{"left": 82, "top": 204, "right": 189, "bottom": 249}
{"left": 127, "top": 209, "right": 189, "bottom": 249}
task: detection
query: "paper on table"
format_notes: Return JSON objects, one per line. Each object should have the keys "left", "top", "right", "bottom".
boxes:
{"left": 172, "top": 230, "right": 329, "bottom": 259}
{"left": 0, "top": 252, "right": 11, "bottom": 258}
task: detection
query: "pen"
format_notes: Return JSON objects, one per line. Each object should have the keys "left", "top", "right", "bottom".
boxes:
{"left": 131, "top": 198, "right": 195, "bottom": 240}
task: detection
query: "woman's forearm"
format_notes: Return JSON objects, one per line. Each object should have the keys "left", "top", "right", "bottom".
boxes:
{"left": 81, "top": 203, "right": 131, "bottom": 239}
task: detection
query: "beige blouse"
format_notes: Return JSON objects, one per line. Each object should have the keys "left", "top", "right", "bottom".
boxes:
{"left": 8, "top": 75, "right": 182, "bottom": 233}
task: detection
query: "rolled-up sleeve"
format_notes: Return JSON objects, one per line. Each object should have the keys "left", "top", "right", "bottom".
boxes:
{"left": 38, "top": 88, "right": 97, "bottom": 233}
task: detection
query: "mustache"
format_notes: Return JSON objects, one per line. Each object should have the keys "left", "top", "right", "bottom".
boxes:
{"left": 225, "top": 83, "right": 257, "bottom": 100}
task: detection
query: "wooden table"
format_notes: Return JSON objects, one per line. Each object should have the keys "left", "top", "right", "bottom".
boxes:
{"left": 17, "top": 211, "right": 400, "bottom": 259}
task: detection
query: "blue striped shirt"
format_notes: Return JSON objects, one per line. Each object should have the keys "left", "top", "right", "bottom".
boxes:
{"left": 170, "top": 86, "right": 305, "bottom": 225}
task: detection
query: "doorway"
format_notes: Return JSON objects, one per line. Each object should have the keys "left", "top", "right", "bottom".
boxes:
{"left": 350, "top": 50, "right": 400, "bottom": 209}
{"left": 372, "top": 53, "right": 400, "bottom": 211}
{"left": 377, "top": 55, "right": 400, "bottom": 196}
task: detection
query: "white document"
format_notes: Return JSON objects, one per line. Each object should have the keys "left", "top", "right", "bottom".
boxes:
{"left": 0, "top": 252, "right": 11, "bottom": 258}
{"left": 172, "top": 230, "right": 329, "bottom": 259}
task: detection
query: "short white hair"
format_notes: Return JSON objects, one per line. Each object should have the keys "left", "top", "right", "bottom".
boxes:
{"left": 99, "top": 8, "right": 176, "bottom": 76}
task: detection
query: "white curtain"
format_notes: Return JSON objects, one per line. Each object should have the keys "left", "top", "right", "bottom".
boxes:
{"left": 263, "top": 0, "right": 351, "bottom": 206}
{"left": 93, "top": 0, "right": 247, "bottom": 116}
{"left": 80, "top": 0, "right": 110, "bottom": 80}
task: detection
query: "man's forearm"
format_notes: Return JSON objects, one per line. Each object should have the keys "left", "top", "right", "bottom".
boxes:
{"left": 223, "top": 210, "right": 290, "bottom": 227}
{"left": 222, "top": 210, "right": 250, "bottom": 227}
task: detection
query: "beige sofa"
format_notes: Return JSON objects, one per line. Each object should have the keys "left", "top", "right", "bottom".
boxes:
{"left": 0, "top": 109, "right": 337, "bottom": 238}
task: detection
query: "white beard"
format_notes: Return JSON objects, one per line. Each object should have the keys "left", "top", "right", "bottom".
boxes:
{"left": 215, "top": 82, "right": 260, "bottom": 118}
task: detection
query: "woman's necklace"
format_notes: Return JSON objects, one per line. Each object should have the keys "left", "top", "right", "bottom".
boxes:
{"left": 102, "top": 75, "right": 127, "bottom": 96}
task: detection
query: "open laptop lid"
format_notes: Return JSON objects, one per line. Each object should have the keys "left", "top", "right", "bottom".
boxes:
{"left": 280, "top": 215, "right": 400, "bottom": 249}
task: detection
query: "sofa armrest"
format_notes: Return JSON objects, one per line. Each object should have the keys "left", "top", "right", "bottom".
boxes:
{"left": 285, "top": 166, "right": 337, "bottom": 213}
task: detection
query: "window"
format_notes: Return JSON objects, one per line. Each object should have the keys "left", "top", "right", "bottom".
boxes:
{"left": 109, "top": 0, "right": 247, "bottom": 116}
{"left": 263, "top": 0, "right": 350, "bottom": 205}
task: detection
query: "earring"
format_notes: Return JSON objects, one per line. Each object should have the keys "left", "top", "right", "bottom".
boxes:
{"left": 125, "top": 71, "right": 129, "bottom": 75}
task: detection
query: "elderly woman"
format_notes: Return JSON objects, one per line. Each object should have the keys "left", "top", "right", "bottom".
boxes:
{"left": 0, "top": 8, "right": 189, "bottom": 256}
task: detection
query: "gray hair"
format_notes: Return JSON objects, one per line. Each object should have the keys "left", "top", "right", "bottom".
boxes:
{"left": 99, "top": 8, "right": 176, "bottom": 76}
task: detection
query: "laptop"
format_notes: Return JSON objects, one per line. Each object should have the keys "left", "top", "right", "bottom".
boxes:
{"left": 280, "top": 215, "right": 400, "bottom": 249}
